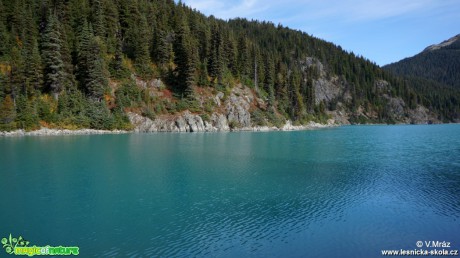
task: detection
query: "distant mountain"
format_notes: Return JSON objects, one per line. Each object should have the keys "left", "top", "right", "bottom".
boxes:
{"left": 384, "top": 34, "right": 460, "bottom": 88}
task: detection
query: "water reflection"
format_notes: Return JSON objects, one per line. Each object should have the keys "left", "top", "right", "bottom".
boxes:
{"left": 0, "top": 125, "right": 459, "bottom": 257}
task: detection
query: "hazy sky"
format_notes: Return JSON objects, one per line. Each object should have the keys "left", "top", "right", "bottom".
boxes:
{"left": 179, "top": 0, "right": 460, "bottom": 66}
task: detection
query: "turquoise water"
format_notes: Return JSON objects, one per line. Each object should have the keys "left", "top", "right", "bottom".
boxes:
{"left": 1, "top": 125, "right": 459, "bottom": 257}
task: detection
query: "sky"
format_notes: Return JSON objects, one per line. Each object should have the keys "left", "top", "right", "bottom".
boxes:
{"left": 179, "top": 0, "right": 460, "bottom": 66}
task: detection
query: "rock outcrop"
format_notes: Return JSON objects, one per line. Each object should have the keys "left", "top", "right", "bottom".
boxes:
{"left": 407, "top": 105, "right": 441, "bottom": 124}
{"left": 128, "top": 111, "right": 230, "bottom": 132}
{"left": 124, "top": 62, "right": 445, "bottom": 132}
{"left": 314, "top": 77, "right": 343, "bottom": 105}
{"left": 225, "top": 84, "right": 254, "bottom": 127}
{"left": 128, "top": 84, "right": 260, "bottom": 132}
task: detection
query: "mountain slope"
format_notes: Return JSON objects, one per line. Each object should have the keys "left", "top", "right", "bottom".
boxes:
{"left": 0, "top": 0, "right": 459, "bottom": 132}
{"left": 384, "top": 34, "right": 460, "bottom": 88}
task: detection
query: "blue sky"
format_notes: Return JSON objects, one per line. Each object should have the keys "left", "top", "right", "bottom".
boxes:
{"left": 180, "top": 0, "right": 460, "bottom": 66}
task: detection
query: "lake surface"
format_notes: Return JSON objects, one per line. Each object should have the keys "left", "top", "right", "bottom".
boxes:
{"left": 1, "top": 125, "right": 459, "bottom": 257}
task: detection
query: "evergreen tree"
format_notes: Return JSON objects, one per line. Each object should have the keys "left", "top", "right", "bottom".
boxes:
{"left": 0, "top": 0, "right": 457, "bottom": 130}
{"left": 109, "top": 27, "right": 128, "bottom": 78}
{"left": 225, "top": 32, "right": 238, "bottom": 76}
{"left": 173, "top": 20, "right": 196, "bottom": 94}
{"left": 24, "top": 39, "right": 43, "bottom": 95}
{"left": 153, "top": 29, "right": 173, "bottom": 69}
{"left": 237, "top": 36, "right": 250, "bottom": 78}
{"left": 134, "top": 14, "right": 152, "bottom": 76}
{"left": 8, "top": 46, "right": 25, "bottom": 100}
{"left": 85, "top": 36, "right": 108, "bottom": 100}
{"left": 208, "top": 22, "right": 224, "bottom": 84}
{"left": 9, "top": 0, "right": 26, "bottom": 42}
{"left": 0, "top": 0, "right": 11, "bottom": 58}
{"left": 15, "top": 95, "right": 39, "bottom": 130}
{"left": 102, "top": 0, "right": 119, "bottom": 53}
{"left": 91, "top": 0, "right": 105, "bottom": 38}
{"left": 77, "top": 21, "right": 107, "bottom": 100}
{"left": 76, "top": 20, "right": 92, "bottom": 88}
{"left": 41, "top": 14, "right": 65, "bottom": 99}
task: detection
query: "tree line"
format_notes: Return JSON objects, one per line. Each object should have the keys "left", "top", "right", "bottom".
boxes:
{"left": 0, "top": 0, "right": 458, "bottom": 131}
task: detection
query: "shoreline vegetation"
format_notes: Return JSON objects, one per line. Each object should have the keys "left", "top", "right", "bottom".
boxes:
{"left": 0, "top": 1, "right": 458, "bottom": 134}
{"left": 0, "top": 120, "right": 336, "bottom": 137}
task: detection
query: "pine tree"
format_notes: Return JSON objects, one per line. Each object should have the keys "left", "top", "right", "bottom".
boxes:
{"left": 91, "top": 0, "right": 105, "bottom": 38}
{"left": 102, "top": 0, "right": 119, "bottom": 54}
{"left": 21, "top": 3, "right": 42, "bottom": 96}
{"left": 77, "top": 20, "right": 92, "bottom": 88}
{"left": 8, "top": 46, "right": 25, "bottom": 100}
{"left": 9, "top": 0, "right": 26, "bottom": 42}
{"left": 237, "top": 36, "right": 250, "bottom": 78}
{"left": 264, "top": 54, "right": 275, "bottom": 92}
{"left": 208, "top": 22, "right": 224, "bottom": 85}
{"left": 85, "top": 36, "right": 108, "bottom": 100}
{"left": 15, "top": 95, "right": 39, "bottom": 130}
{"left": 174, "top": 20, "right": 196, "bottom": 94}
{"left": 77, "top": 21, "right": 107, "bottom": 100}
{"left": 275, "top": 61, "right": 289, "bottom": 114}
{"left": 42, "top": 14, "right": 65, "bottom": 99}
{"left": 196, "top": 60, "right": 208, "bottom": 87}
{"left": 134, "top": 14, "right": 152, "bottom": 76}
{"left": 110, "top": 27, "right": 127, "bottom": 78}
{"left": 153, "top": 29, "right": 173, "bottom": 69}
{"left": 224, "top": 32, "right": 238, "bottom": 76}
{"left": 24, "top": 39, "right": 43, "bottom": 95}
{"left": 0, "top": 0, "right": 11, "bottom": 57}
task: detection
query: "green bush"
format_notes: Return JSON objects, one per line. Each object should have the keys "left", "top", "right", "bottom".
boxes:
{"left": 142, "top": 106, "right": 156, "bottom": 120}
{"left": 200, "top": 113, "right": 210, "bottom": 122}
{"left": 15, "top": 96, "right": 39, "bottom": 131}
{"left": 228, "top": 120, "right": 242, "bottom": 129}
{"left": 0, "top": 95, "right": 17, "bottom": 131}
{"left": 113, "top": 108, "right": 133, "bottom": 130}
{"left": 115, "top": 81, "right": 142, "bottom": 108}
{"left": 266, "top": 111, "right": 285, "bottom": 128}
{"left": 38, "top": 97, "right": 58, "bottom": 123}
{"left": 251, "top": 109, "right": 267, "bottom": 126}
{"left": 85, "top": 100, "right": 115, "bottom": 130}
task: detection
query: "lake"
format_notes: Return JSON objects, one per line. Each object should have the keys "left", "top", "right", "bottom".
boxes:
{"left": 1, "top": 125, "right": 459, "bottom": 257}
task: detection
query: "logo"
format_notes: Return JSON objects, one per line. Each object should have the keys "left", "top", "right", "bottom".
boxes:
{"left": 2, "top": 234, "right": 79, "bottom": 256}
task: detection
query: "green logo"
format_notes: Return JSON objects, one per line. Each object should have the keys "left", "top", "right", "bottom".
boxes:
{"left": 2, "top": 234, "right": 79, "bottom": 256}
{"left": 1, "top": 234, "right": 29, "bottom": 254}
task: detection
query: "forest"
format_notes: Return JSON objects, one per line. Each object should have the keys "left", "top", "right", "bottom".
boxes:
{"left": 384, "top": 36, "right": 460, "bottom": 89}
{"left": 0, "top": 0, "right": 459, "bottom": 131}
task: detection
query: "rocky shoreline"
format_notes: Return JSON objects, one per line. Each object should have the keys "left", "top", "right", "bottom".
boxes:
{"left": 0, "top": 128, "right": 128, "bottom": 137}
{"left": 127, "top": 111, "right": 337, "bottom": 133}
{"left": 0, "top": 120, "right": 336, "bottom": 137}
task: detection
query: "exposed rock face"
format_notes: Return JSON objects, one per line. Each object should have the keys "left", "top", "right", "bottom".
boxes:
{"left": 210, "top": 113, "right": 229, "bottom": 131}
{"left": 128, "top": 111, "right": 230, "bottom": 132}
{"left": 134, "top": 75, "right": 165, "bottom": 89}
{"left": 375, "top": 80, "right": 390, "bottom": 92}
{"left": 327, "top": 102, "right": 351, "bottom": 125}
{"left": 128, "top": 83, "right": 259, "bottom": 132}
{"left": 385, "top": 96, "right": 406, "bottom": 121}
{"left": 408, "top": 105, "right": 441, "bottom": 124}
{"left": 424, "top": 34, "right": 460, "bottom": 52}
{"left": 303, "top": 57, "right": 326, "bottom": 77}
{"left": 225, "top": 85, "right": 252, "bottom": 127}
{"left": 314, "top": 77, "right": 343, "bottom": 105}
{"left": 183, "top": 112, "right": 205, "bottom": 132}
{"left": 214, "top": 92, "right": 224, "bottom": 107}
{"left": 126, "top": 65, "right": 446, "bottom": 132}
